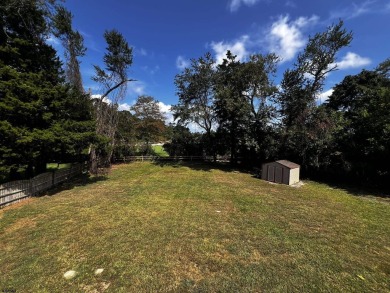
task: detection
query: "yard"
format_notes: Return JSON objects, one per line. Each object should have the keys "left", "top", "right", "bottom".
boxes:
{"left": 0, "top": 162, "right": 389, "bottom": 292}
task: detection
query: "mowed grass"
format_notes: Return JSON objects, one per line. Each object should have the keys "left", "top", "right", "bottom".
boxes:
{"left": 152, "top": 145, "right": 169, "bottom": 157}
{"left": 0, "top": 162, "right": 389, "bottom": 292}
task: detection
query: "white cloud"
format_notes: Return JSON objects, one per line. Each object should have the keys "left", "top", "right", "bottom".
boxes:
{"left": 330, "top": 0, "right": 375, "bottom": 20}
{"left": 46, "top": 35, "right": 60, "bottom": 46}
{"left": 142, "top": 65, "right": 160, "bottom": 75}
{"left": 176, "top": 56, "right": 190, "bottom": 70}
{"left": 317, "top": 89, "right": 333, "bottom": 103}
{"left": 139, "top": 48, "right": 147, "bottom": 56}
{"left": 128, "top": 81, "right": 145, "bottom": 96}
{"left": 285, "top": 1, "right": 296, "bottom": 8}
{"left": 266, "top": 15, "right": 319, "bottom": 63}
{"left": 90, "top": 94, "right": 112, "bottom": 104}
{"left": 334, "top": 52, "right": 371, "bottom": 70}
{"left": 158, "top": 101, "right": 174, "bottom": 124}
{"left": 118, "top": 103, "right": 131, "bottom": 111}
{"left": 229, "top": 0, "right": 261, "bottom": 12}
{"left": 211, "top": 35, "right": 249, "bottom": 64}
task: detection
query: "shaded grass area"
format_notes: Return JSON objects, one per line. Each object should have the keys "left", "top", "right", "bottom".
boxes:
{"left": 0, "top": 162, "right": 389, "bottom": 292}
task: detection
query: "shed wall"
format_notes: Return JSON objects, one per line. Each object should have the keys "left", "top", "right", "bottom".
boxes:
{"left": 261, "top": 161, "right": 300, "bottom": 185}
{"left": 289, "top": 168, "right": 300, "bottom": 185}
{"left": 262, "top": 162, "right": 290, "bottom": 184}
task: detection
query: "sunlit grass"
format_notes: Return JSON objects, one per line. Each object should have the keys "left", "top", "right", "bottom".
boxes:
{"left": 46, "top": 163, "right": 72, "bottom": 171}
{"left": 0, "top": 162, "right": 389, "bottom": 292}
{"left": 152, "top": 144, "right": 169, "bottom": 157}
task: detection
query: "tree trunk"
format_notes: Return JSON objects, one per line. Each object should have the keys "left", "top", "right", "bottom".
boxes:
{"left": 89, "top": 146, "right": 98, "bottom": 174}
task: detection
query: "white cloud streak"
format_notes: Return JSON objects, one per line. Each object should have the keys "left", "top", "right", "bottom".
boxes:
{"left": 229, "top": 0, "right": 261, "bottom": 12}
{"left": 176, "top": 56, "right": 190, "bottom": 70}
{"left": 211, "top": 36, "right": 249, "bottom": 64}
{"left": 128, "top": 81, "right": 146, "bottom": 96}
{"left": 317, "top": 89, "right": 333, "bottom": 104}
{"left": 139, "top": 48, "right": 147, "bottom": 56}
{"left": 329, "top": 0, "right": 384, "bottom": 20}
{"left": 285, "top": 1, "right": 296, "bottom": 8}
{"left": 266, "top": 15, "right": 319, "bottom": 63}
{"left": 334, "top": 52, "right": 371, "bottom": 70}
{"left": 46, "top": 35, "right": 60, "bottom": 46}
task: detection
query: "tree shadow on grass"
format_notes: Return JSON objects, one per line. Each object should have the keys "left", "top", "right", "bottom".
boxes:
{"left": 151, "top": 159, "right": 254, "bottom": 175}
{"left": 40, "top": 173, "right": 108, "bottom": 197}
{"left": 151, "top": 160, "right": 390, "bottom": 200}
{"left": 304, "top": 175, "right": 390, "bottom": 200}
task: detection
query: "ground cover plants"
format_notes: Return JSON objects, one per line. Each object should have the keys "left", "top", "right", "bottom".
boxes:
{"left": 1, "top": 162, "right": 389, "bottom": 292}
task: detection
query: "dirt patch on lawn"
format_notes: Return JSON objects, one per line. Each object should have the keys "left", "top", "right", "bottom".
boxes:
{"left": 0, "top": 198, "right": 36, "bottom": 214}
{"left": 4, "top": 215, "right": 43, "bottom": 234}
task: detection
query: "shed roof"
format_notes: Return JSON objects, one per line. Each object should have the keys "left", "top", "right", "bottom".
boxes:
{"left": 275, "top": 160, "right": 300, "bottom": 169}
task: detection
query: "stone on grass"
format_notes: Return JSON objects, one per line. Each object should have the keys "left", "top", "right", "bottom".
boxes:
{"left": 63, "top": 270, "right": 77, "bottom": 279}
{"left": 95, "top": 268, "right": 104, "bottom": 275}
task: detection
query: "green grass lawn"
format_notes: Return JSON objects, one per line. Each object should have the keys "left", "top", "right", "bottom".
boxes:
{"left": 1, "top": 162, "right": 389, "bottom": 292}
{"left": 152, "top": 144, "right": 169, "bottom": 157}
{"left": 46, "top": 163, "right": 73, "bottom": 171}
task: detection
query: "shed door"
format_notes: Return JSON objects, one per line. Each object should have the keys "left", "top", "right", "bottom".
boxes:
{"left": 275, "top": 167, "right": 283, "bottom": 183}
{"left": 267, "top": 166, "right": 275, "bottom": 182}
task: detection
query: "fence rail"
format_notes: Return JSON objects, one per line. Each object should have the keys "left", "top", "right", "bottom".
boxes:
{"left": 0, "top": 163, "right": 85, "bottom": 208}
{"left": 114, "top": 156, "right": 206, "bottom": 163}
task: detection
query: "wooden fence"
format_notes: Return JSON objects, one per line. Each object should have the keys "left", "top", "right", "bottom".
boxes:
{"left": 114, "top": 156, "right": 206, "bottom": 163}
{"left": 0, "top": 163, "right": 85, "bottom": 208}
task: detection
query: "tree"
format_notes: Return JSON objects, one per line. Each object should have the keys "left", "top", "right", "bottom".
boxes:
{"left": 0, "top": 0, "right": 95, "bottom": 181}
{"left": 90, "top": 29, "right": 134, "bottom": 173}
{"left": 277, "top": 20, "right": 352, "bottom": 167}
{"left": 240, "top": 53, "right": 279, "bottom": 162}
{"left": 214, "top": 51, "right": 252, "bottom": 164}
{"left": 326, "top": 65, "right": 390, "bottom": 184}
{"left": 163, "top": 125, "right": 203, "bottom": 157}
{"left": 52, "top": 5, "right": 86, "bottom": 92}
{"left": 173, "top": 52, "right": 218, "bottom": 159}
{"left": 131, "top": 95, "right": 166, "bottom": 153}
{"left": 113, "top": 110, "right": 138, "bottom": 158}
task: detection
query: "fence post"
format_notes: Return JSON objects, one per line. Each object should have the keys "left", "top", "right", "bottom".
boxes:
{"left": 52, "top": 170, "right": 55, "bottom": 186}
{"left": 29, "top": 178, "right": 33, "bottom": 196}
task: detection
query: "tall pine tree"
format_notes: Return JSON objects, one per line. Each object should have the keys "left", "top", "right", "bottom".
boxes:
{"left": 0, "top": 0, "right": 95, "bottom": 181}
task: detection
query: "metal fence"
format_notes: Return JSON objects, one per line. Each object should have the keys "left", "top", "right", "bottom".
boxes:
{"left": 0, "top": 163, "right": 85, "bottom": 208}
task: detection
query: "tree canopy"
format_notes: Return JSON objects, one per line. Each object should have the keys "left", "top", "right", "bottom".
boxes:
{"left": 0, "top": 0, "right": 95, "bottom": 181}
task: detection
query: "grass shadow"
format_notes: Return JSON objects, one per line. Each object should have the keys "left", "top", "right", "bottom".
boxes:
{"left": 42, "top": 173, "right": 108, "bottom": 197}
{"left": 305, "top": 175, "right": 390, "bottom": 200}
{"left": 151, "top": 159, "right": 254, "bottom": 175}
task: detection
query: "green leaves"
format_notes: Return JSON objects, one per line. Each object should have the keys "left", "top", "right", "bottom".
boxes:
{"left": 0, "top": 0, "right": 95, "bottom": 180}
{"left": 103, "top": 29, "right": 133, "bottom": 80}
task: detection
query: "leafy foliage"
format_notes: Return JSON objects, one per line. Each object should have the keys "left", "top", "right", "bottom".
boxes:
{"left": 90, "top": 30, "right": 133, "bottom": 173}
{"left": 52, "top": 5, "right": 86, "bottom": 91}
{"left": 0, "top": 0, "right": 95, "bottom": 181}
{"left": 131, "top": 95, "right": 167, "bottom": 150}
{"left": 277, "top": 20, "right": 352, "bottom": 167}
{"left": 326, "top": 67, "right": 390, "bottom": 184}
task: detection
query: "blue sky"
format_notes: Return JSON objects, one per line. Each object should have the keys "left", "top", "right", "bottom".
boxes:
{"left": 55, "top": 0, "right": 390, "bottom": 120}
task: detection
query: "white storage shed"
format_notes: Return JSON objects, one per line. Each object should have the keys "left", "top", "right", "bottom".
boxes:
{"left": 261, "top": 160, "right": 300, "bottom": 185}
